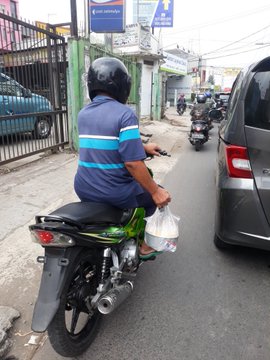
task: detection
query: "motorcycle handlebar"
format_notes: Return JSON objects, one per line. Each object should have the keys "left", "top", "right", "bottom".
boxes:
{"left": 145, "top": 149, "right": 171, "bottom": 159}
{"left": 158, "top": 150, "right": 171, "bottom": 157}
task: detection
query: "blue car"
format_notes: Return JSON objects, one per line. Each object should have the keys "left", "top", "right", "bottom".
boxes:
{"left": 0, "top": 73, "right": 52, "bottom": 138}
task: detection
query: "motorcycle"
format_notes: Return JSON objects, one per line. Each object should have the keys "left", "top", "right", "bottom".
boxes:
{"left": 29, "top": 150, "right": 170, "bottom": 358}
{"left": 208, "top": 108, "right": 224, "bottom": 123}
{"left": 176, "top": 103, "right": 186, "bottom": 116}
{"left": 189, "top": 119, "right": 209, "bottom": 151}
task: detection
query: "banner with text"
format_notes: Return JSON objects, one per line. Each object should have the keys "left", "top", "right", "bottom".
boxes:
{"left": 160, "top": 51, "right": 187, "bottom": 75}
{"left": 90, "top": 0, "right": 125, "bottom": 33}
{"left": 151, "top": 0, "right": 174, "bottom": 28}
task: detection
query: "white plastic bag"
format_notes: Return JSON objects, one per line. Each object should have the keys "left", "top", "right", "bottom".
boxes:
{"left": 144, "top": 206, "right": 180, "bottom": 252}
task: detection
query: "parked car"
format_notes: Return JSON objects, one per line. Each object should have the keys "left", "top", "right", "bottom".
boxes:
{"left": 214, "top": 56, "right": 270, "bottom": 251}
{"left": 0, "top": 73, "right": 52, "bottom": 138}
{"left": 214, "top": 92, "right": 231, "bottom": 111}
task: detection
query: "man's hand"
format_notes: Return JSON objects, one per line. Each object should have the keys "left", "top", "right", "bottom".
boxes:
{"left": 144, "top": 143, "right": 161, "bottom": 156}
{"left": 151, "top": 187, "right": 171, "bottom": 208}
{"left": 124, "top": 161, "right": 172, "bottom": 207}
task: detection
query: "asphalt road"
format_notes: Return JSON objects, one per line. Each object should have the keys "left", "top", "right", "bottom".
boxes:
{"left": 32, "top": 125, "right": 270, "bottom": 360}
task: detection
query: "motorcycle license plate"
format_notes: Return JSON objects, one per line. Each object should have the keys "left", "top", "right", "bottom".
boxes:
{"left": 192, "top": 133, "right": 204, "bottom": 139}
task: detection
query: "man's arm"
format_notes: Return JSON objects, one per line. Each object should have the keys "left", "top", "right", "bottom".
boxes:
{"left": 125, "top": 160, "right": 171, "bottom": 207}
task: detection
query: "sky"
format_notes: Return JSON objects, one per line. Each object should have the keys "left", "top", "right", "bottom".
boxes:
{"left": 18, "top": 0, "right": 270, "bottom": 69}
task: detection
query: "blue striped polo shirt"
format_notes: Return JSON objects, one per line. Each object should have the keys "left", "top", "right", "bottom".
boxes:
{"left": 74, "top": 95, "right": 146, "bottom": 207}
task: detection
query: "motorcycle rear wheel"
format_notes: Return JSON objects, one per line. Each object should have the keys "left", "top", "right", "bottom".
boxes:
{"left": 195, "top": 142, "right": 201, "bottom": 151}
{"left": 47, "top": 251, "right": 102, "bottom": 357}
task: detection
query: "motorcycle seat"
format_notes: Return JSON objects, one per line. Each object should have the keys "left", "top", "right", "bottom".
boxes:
{"left": 46, "top": 202, "right": 133, "bottom": 226}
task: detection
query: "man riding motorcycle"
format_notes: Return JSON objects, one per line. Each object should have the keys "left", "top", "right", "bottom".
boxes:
{"left": 190, "top": 93, "right": 213, "bottom": 130}
{"left": 177, "top": 93, "right": 186, "bottom": 114}
{"left": 190, "top": 94, "right": 210, "bottom": 120}
{"left": 74, "top": 57, "right": 171, "bottom": 260}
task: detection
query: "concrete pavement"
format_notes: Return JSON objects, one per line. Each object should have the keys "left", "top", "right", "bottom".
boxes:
{"left": 0, "top": 108, "right": 190, "bottom": 360}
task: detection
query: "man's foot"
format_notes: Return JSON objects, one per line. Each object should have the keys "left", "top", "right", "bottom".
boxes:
{"left": 139, "top": 243, "right": 163, "bottom": 260}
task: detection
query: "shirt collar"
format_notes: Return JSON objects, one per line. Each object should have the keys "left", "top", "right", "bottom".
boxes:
{"left": 93, "top": 95, "right": 115, "bottom": 102}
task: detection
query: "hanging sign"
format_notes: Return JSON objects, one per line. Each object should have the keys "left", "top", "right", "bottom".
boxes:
{"left": 160, "top": 51, "right": 187, "bottom": 75}
{"left": 89, "top": 0, "right": 125, "bottom": 33}
{"left": 151, "top": 0, "right": 174, "bottom": 28}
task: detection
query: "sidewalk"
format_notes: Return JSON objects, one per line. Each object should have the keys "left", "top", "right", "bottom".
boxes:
{"left": 0, "top": 108, "right": 190, "bottom": 360}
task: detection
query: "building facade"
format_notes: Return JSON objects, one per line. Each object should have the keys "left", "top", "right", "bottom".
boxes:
{"left": 0, "top": 0, "right": 20, "bottom": 50}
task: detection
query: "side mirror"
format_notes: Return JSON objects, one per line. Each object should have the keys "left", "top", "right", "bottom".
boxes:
{"left": 22, "top": 88, "right": 32, "bottom": 98}
{"left": 209, "top": 109, "right": 223, "bottom": 120}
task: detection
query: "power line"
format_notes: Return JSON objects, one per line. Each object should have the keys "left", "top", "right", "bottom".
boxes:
{"left": 204, "top": 44, "right": 270, "bottom": 60}
{"left": 162, "top": 4, "right": 270, "bottom": 36}
{"left": 201, "top": 24, "right": 270, "bottom": 56}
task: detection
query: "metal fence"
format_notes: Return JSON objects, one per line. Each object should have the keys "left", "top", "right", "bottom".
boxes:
{"left": 88, "top": 43, "right": 141, "bottom": 116}
{"left": 0, "top": 13, "right": 68, "bottom": 165}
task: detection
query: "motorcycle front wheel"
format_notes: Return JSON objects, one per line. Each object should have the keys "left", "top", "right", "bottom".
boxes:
{"left": 47, "top": 251, "right": 102, "bottom": 357}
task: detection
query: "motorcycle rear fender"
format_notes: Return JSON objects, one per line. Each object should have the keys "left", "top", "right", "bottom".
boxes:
{"left": 32, "top": 247, "right": 83, "bottom": 333}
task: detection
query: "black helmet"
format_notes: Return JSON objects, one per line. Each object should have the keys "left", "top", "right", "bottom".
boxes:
{"left": 87, "top": 57, "right": 131, "bottom": 104}
{"left": 197, "top": 94, "right": 206, "bottom": 103}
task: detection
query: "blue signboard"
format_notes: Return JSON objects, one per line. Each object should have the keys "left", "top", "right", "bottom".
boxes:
{"left": 151, "top": 0, "right": 174, "bottom": 28}
{"left": 90, "top": 0, "right": 125, "bottom": 33}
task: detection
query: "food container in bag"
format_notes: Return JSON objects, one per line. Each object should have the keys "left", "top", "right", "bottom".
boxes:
{"left": 144, "top": 206, "right": 180, "bottom": 253}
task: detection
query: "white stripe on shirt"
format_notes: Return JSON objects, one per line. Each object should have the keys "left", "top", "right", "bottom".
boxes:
{"left": 119, "top": 125, "right": 138, "bottom": 133}
{"left": 79, "top": 135, "right": 119, "bottom": 140}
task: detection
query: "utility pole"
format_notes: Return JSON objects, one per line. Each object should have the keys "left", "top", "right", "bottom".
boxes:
{"left": 198, "top": 56, "right": 202, "bottom": 90}
{"left": 70, "top": 0, "right": 78, "bottom": 37}
{"left": 84, "top": 0, "right": 89, "bottom": 36}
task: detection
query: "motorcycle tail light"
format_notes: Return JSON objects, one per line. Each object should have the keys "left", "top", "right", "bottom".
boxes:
{"left": 195, "top": 127, "right": 201, "bottom": 131}
{"left": 31, "top": 229, "right": 75, "bottom": 247}
{"left": 225, "top": 145, "right": 253, "bottom": 179}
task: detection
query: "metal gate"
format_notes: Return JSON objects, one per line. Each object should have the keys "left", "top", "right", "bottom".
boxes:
{"left": 0, "top": 13, "right": 68, "bottom": 165}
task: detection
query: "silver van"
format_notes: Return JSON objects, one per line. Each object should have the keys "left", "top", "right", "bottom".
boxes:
{"left": 215, "top": 56, "right": 270, "bottom": 250}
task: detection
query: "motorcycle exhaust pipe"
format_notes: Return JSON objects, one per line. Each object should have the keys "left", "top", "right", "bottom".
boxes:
{"left": 97, "top": 281, "right": 133, "bottom": 315}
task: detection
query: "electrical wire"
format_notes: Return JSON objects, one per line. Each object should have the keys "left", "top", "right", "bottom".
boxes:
{"left": 162, "top": 20, "right": 270, "bottom": 63}
{"left": 162, "top": 4, "right": 270, "bottom": 36}
{"left": 203, "top": 44, "right": 270, "bottom": 60}
{"left": 201, "top": 24, "right": 270, "bottom": 56}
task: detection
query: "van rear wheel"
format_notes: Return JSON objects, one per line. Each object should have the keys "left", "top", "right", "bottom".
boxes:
{"left": 214, "top": 234, "right": 232, "bottom": 250}
{"left": 33, "top": 116, "right": 51, "bottom": 139}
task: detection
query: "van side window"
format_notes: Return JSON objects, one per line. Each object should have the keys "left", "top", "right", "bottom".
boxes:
{"left": 245, "top": 72, "right": 270, "bottom": 130}
{"left": 226, "top": 72, "right": 242, "bottom": 117}
{"left": 222, "top": 71, "right": 242, "bottom": 132}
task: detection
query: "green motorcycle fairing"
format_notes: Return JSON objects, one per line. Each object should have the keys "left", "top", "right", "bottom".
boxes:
{"left": 78, "top": 207, "right": 146, "bottom": 244}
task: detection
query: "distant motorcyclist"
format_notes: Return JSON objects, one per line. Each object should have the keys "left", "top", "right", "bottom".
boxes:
{"left": 204, "top": 91, "right": 216, "bottom": 109}
{"left": 190, "top": 94, "right": 210, "bottom": 121}
{"left": 176, "top": 93, "right": 186, "bottom": 114}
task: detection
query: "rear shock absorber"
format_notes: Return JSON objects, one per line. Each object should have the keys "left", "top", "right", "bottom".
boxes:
{"left": 99, "top": 248, "right": 111, "bottom": 284}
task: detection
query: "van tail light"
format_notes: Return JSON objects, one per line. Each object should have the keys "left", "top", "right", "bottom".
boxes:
{"left": 225, "top": 145, "right": 253, "bottom": 179}
{"left": 31, "top": 229, "right": 75, "bottom": 247}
